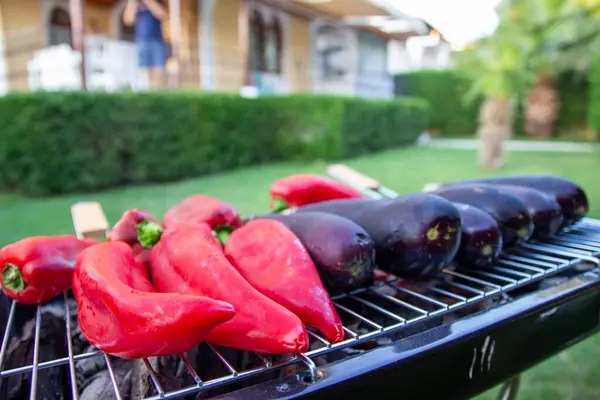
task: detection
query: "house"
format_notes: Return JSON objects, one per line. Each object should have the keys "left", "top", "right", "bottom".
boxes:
{"left": 0, "top": 0, "right": 427, "bottom": 98}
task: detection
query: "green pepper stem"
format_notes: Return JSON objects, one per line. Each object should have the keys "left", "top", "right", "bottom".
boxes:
{"left": 213, "top": 226, "right": 234, "bottom": 246}
{"left": 270, "top": 197, "right": 289, "bottom": 214}
{"left": 136, "top": 220, "right": 163, "bottom": 248}
{"left": 2, "top": 263, "right": 26, "bottom": 292}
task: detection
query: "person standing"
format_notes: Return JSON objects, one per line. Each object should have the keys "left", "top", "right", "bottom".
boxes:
{"left": 123, "top": 0, "right": 168, "bottom": 89}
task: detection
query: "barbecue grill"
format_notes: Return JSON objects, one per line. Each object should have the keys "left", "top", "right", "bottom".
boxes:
{"left": 1, "top": 167, "right": 599, "bottom": 400}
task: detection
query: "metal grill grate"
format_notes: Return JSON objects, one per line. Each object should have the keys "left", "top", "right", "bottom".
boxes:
{"left": 1, "top": 219, "right": 600, "bottom": 400}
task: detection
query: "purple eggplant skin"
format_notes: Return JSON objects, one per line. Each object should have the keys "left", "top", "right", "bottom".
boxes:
{"left": 431, "top": 184, "right": 533, "bottom": 247}
{"left": 251, "top": 211, "right": 375, "bottom": 294}
{"left": 489, "top": 185, "right": 563, "bottom": 240}
{"left": 441, "top": 176, "right": 588, "bottom": 228}
{"left": 452, "top": 203, "right": 503, "bottom": 268}
{"left": 295, "top": 194, "right": 462, "bottom": 279}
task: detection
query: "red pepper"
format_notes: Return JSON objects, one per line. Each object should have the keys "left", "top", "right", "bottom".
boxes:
{"left": 162, "top": 195, "right": 242, "bottom": 245}
{"left": 73, "top": 241, "right": 235, "bottom": 360}
{"left": 107, "top": 208, "right": 162, "bottom": 264}
{"left": 269, "top": 174, "right": 363, "bottom": 213}
{"left": 0, "top": 235, "right": 98, "bottom": 304}
{"left": 224, "top": 219, "right": 345, "bottom": 343}
{"left": 148, "top": 221, "right": 309, "bottom": 354}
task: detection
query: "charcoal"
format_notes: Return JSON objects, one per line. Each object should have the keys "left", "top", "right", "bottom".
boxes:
{"left": 0, "top": 302, "right": 70, "bottom": 400}
{"left": 79, "top": 358, "right": 132, "bottom": 400}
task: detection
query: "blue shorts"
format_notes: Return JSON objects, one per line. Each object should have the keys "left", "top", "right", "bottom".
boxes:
{"left": 138, "top": 40, "right": 167, "bottom": 68}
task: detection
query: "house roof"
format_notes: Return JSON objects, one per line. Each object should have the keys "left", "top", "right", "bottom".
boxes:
{"left": 289, "top": 0, "right": 391, "bottom": 18}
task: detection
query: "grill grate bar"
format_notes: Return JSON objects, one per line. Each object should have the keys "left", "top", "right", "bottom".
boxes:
{"left": 496, "top": 258, "right": 548, "bottom": 273}
{"left": 0, "top": 350, "right": 103, "bottom": 378}
{"left": 0, "top": 300, "right": 16, "bottom": 371}
{"left": 442, "top": 270, "right": 503, "bottom": 290}
{"left": 376, "top": 286, "right": 430, "bottom": 315}
{"left": 63, "top": 292, "right": 79, "bottom": 400}
{"left": 342, "top": 326, "right": 359, "bottom": 339}
{"left": 29, "top": 305, "right": 42, "bottom": 400}
{"left": 208, "top": 344, "right": 238, "bottom": 376}
{"left": 307, "top": 330, "right": 331, "bottom": 347}
{"left": 254, "top": 353, "right": 272, "bottom": 368}
{"left": 393, "top": 286, "right": 450, "bottom": 309}
{"left": 431, "top": 287, "right": 468, "bottom": 302}
{"left": 348, "top": 294, "right": 407, "bottom": 322}
{"left": 143, "top": 358, "right": 165, "bottom": 395}
{"left": 105, "top": 354, "right": 124, "bottom": 400}
{"left": 488, "top": 266, "right": 536, "bottom": 280}
{"left": 558, "top": 233, "right": 600, "bottom": 245}
{"left": 178, "top": 353, "right": 203, "bottom": 385}
{"left": 333, "top": 301, "right": 383, "bottom": 330}
{"left": 464, "top": 269, "right": 521, "bottom": 285}
{"left": 512, "top": 250, "right": 568, "bottom": 265}
{"left": 548, "top": 238, "right": 600, "bottom": 252}
{"left": 521, "top": 243, "right": 594, "bottom": 259}
{"left": 444, "top": 281, "right": 486, "bottom": 296}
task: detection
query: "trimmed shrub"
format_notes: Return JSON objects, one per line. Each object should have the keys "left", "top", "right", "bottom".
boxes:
{"left": 588, "top": 58, "right": 600, "bottom": 135}
{"left": 0, "top": 91, "right": 430, "bottom": 196}
{"left": 395, "top": 69, "right": 591, "bottom": 138}
{"left": 394, "top": 70, "right": 480, "bottom": 136}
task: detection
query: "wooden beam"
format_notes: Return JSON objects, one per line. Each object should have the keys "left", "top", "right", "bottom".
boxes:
{"left": 168, "top": 0, "right": 182, "bottom": 88}
{"left": 239, "top": 0, "right": 251, "bottom": 86}
{"left": 69, "top": 0, "right": 86, "bottom": 89}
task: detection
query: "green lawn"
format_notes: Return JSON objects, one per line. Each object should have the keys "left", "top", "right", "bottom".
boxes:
{"left": 1, "top": 146, "right": 599, "bottom": 399}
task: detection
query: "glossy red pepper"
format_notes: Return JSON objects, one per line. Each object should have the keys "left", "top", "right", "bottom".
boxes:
{"left": 162, "top": 195, "right": 242, "bottom": 245}
{"left": 225, "top": 219, "right": 345, "bottom": 343}
{"left": 107, "top": 208, "right": 162, "bottom": 264}
{"left": 0, "top": 235, "right": 98, "bottom": 304}
{"left": 148, "top": 221, "right": 309, "bottom": 354}
{"left": 73, "top": 241, "right": 235, "bottom": 360}
{"left": 269, "top": 174, "right": 363, "bottom": 213}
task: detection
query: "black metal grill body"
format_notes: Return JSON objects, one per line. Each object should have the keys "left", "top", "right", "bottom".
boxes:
{"left": 219, "top": 268, "right": 600, "bottom": 400}
{"left": 1, "top": 220, "right": 600, "bottom": 400}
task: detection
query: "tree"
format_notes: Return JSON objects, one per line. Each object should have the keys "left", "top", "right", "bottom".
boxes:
{"left": 458, "top": 0, "right": 600, "bottom": 143}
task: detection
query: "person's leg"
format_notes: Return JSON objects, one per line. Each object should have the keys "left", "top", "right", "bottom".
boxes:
{"left": 148, "top": 40, "right": 167, "bottom": 89}
{"left": 137, "top": 40, "right": 152, "bottom": 90}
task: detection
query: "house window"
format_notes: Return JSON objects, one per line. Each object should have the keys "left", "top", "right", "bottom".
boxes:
{"left": 264, "top": 18, "right": 282, "bottom": 73}
{"left": 316, "top": 25, "right": 348, "bottom": 79}
{"left": 357, "top": 32, "right": 387, "bottom": 76}
{"left": 49, "top": 7, "right": 72, "bottom": 46}
{"left": 249, "top": 11, "right": 265, "bottom": 72}
{"left": 249, "top": 10, "right": 283, "bottom": 74}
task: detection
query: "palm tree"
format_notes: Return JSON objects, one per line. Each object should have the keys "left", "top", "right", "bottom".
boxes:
{"left": 503, "top": 0, "right": 600, "bottom": 138}
{"left": 456, "top": 22, "right": 534, "bottom": 167}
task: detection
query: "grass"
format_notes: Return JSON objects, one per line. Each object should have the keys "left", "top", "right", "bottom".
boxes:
{"left": 1, "top": 146, "right": 599, "bottom": 399}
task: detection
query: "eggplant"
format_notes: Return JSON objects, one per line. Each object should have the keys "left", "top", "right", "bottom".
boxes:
{"left": 441, "top": 175, "right": 588, "bottom": 228}
{"left": 254, "top": 211, "right": 375, "bottom": 294}
{"left": 295, "top": 194, "right": 462, "bottom": 278}
{"left": 430, "top": 184, "right": 533, "bottom": 247}
{"left": 491, "top": 185, "right": 563, "bottom": 240}
{"left": 452, "top": 202, "right": 503, "bottom": 268}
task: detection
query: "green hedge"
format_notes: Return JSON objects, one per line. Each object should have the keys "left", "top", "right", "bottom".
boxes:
{"left": 589, "top": 58, "right": 600, "bottom": 134}
{"left": 0, "top": 92, "right": 430, "bottom": 196}
{"left": 395, "top": 69, "right": 590, "bottom": 138}
{"left": 394, "top": 70, "right": 481, "bottom": 137}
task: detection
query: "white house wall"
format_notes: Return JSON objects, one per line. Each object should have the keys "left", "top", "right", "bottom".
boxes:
{"left": 0, "top": 4, "right": 7, "bottom": 95}
{"left": 309, "top": 18, "right": 357, "bottom": 97}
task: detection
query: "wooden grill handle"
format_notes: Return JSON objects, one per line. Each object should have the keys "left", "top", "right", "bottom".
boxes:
{"left": 326, "top": 164, "right": 380, "bottom": 191}
{"left": 70, "top": 201, "right": 109, "bottom": 240}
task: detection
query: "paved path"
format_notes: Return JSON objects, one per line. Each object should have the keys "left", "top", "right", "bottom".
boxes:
{"left": 419, "top": 137, "right": 600, "bottom": 153}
